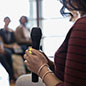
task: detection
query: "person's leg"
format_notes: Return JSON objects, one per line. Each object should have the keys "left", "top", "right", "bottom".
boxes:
{"left": 4, "top": 51, "right": 14, "bottom": 78}
{"left": 0, "top": 54, "right": 13, "bottom": 80}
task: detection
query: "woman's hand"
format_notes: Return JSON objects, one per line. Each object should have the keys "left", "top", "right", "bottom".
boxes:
{"left": 41, "top": 52, "right": 54, "bottom": 72}
{"left": 24, "top": 48, "right": 62, "bottom": 86}
{"left": 24, "top": 48, "right": 48, "bottom": 74}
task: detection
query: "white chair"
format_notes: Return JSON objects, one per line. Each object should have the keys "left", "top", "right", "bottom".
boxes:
{"left": 16, "top": 74, "right": 45, "bottom": 86}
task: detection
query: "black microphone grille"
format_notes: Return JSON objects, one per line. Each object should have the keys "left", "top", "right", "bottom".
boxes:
{"left": 31, "top": 27, "right": 42, "bottom": 36}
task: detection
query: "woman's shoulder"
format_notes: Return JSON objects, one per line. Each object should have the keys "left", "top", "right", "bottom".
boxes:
{"left": 16, "top": 25, "right": 23, "bottom": 30}
{"left": 70, "top": 16, "right": 86, "bottom": 39}
{"left": 72, "top": 16, "right": 86, "bottom": 29}
{"left": 75, "top": 16, "right": 86, "bottom": 24}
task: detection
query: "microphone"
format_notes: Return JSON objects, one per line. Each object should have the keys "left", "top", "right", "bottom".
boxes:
{"left": 31, "top": 27, "right": 42, "bottom": 82}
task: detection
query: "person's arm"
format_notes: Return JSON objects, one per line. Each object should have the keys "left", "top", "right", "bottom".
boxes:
{"left": 56, "top": 18, "right": 86, "bottom": 86}
{"left": 38, "top": 63, "right": 62, "bottom": 86}
{"left": 42, "top": 52, "right": 55, "bottom": 72}
{"left": 40, "top": 19, "right": 86, "bottom": 86}
{"left": 61, "top": 18, "right": 86, "bottom": 86}
{"left": 24, "top": 48, "right": 62, "bottom": 86}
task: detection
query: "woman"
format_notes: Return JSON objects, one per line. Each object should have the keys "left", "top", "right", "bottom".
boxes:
{"left": 15, "top": 16, "right": 32, "bottom": 49}
{"left": 24, "top": 0, "right": 86, "bottom": 86}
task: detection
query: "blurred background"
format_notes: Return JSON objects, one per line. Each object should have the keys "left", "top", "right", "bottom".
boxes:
{"left": 0, "top": 0, "right": 73, "bottom": 57}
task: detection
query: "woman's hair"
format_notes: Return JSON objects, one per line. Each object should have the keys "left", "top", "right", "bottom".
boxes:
{"left": 19, "top": 16, "right": 28, "bottom": 24}
{"left": 59, "top": 0, "right": 86, "bottom": 18}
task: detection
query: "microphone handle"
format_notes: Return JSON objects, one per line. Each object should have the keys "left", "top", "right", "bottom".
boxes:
{"left": 31, "top": 27, "right": 42, "bottom": 83}
{"left": 32, "top": 42, "right": 39, "bottom": 82}
{"left": 32, "top": 73, "right": 38, "bottom": 82}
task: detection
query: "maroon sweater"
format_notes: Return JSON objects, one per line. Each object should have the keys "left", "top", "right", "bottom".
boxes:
{"left": 54, "top": 16, "right": 86, "bottom": 86}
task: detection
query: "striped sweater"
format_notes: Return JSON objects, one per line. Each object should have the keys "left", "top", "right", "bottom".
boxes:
{"left": 54, "top": 16, "right": 86, "bottom": 86}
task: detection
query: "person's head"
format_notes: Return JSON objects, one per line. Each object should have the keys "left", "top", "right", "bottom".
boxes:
{"left": 19, "top": 16, "right": 28, "bottom": 25}
{"left": 4, "top": 16, "right": 11, "bottom": 26}
{"left": 59, "top": 0, "right": 86, "bottom": 20}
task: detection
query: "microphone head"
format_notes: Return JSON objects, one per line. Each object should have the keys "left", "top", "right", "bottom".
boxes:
{"left": 31, "top": 27, "right": 42, "bottom": 39}
{"left": 31, "top": 27, "right": 42, "bottom": 50}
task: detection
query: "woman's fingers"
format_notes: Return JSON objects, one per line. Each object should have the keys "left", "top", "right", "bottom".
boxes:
{"left": 24, "top": 51, "right": 38, "bottom": 63}
{"left": 28, "top": 47, "right": 41, "bottom": 56}
{"left": 24, "top": 54, "right": 29, "bottom": 61}
{"left": 25, "top": 48, "right": 48, "bottom": 63}
{"left": 24, "top": 49, "right": 33, "bottom": 59}
{"left": 24, "top": 60, "right": 31, "bottom": 71}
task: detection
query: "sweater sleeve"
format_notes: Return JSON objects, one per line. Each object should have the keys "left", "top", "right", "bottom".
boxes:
{"left": 56, "top": 17, "right": 86, "bottom": 86}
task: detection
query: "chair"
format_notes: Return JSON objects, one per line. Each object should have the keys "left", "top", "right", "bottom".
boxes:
{"left": 16, "top": 74, "right": 45, "bottom": 86}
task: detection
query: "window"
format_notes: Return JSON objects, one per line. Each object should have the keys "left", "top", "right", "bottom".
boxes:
{"left": 41, "top": 0, "right": 73, "bottom": 56}
{"left": 0, "top": 0, "right": 29, "bottom": 30}
{"left": 28, "top": 0, "right": 37, "bottom": 29}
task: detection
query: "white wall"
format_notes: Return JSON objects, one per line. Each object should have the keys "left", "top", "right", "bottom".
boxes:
{"left": 0, "top": 0, "right": 29, "bottom": 30}
{"left": 0, "top": 63, "right": 9, "bottom": 86}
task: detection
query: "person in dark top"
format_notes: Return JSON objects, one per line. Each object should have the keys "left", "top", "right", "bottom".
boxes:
{"left": 24, "top": 0, "right": 86, "bottom": 86}
{"left": 0, "top": 40, "right": 14, "bottom": 82}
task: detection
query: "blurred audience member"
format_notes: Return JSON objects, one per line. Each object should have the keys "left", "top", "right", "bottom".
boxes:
{"left": 0, "top": 40, "right": 15, "bottom": 83}
{"left": 0, "top": 17, "right": 23, "bottom": 55}
{"left": 15, "top": 16, "right": 32, "bottom": 51}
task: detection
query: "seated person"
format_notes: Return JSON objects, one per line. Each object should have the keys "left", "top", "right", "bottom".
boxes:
{"left": 15, "top": 16, "right": 32, "bottom": 51}
{"left": 0, "top": 40, "right": 15, "bottom": 82}
{"left": 0, "top": 17, "right": 23, "bottom": 55}
{"left": 23, "top": 0, "right": 86, "bottom": 86}
{"left": 0, "top": 16, "right": 28, "bottom": 73}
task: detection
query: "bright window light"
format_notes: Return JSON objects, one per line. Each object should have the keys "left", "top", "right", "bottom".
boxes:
{"left": 42, "top": 0, "right": 73, "bottom": 56}
{"left": 0, "top": 0, "right": 29, "bottom": 30}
